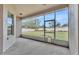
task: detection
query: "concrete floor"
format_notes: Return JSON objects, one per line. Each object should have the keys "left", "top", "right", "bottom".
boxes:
{"left": 3, "top": 38, "right": 71, "bottom": 55}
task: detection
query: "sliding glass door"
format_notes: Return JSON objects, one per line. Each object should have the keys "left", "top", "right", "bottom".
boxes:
{"left": 44, "top": 20, "right": 55, "bottom": 43}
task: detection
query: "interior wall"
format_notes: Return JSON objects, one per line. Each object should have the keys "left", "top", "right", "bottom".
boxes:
{"left": 0, "top": 5, "right": 3, "bottom": 54}
{"left": 3, "top": 4, "right": 17, "bottom": 52}
{"left": 69, "top": 4, "right": 78, "bottom": 55}
{"left": 16, "top": 17, "right": 22, "bottom": 37}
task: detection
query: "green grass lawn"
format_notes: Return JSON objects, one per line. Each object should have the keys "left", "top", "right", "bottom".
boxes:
{"left": 22, "top": 31, "right": 68, "bottom": 41}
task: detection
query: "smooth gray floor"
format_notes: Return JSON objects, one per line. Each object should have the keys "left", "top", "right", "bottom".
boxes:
{"left": 3, "top": 38, "right": 71, "bottom": 55}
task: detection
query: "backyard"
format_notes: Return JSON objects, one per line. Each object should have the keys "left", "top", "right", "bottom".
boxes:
{"left": 22, "top": 31, "right": 68, "bottom": 41}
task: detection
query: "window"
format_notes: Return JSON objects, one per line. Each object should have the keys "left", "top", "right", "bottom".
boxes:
{"left": 21, "top": 7, "right": 69, "bottom": 47}
{"left": 22, "top": 16, "right": 45, "bottom": 41}
{"left": 45, "top": 12, "right": 54, "bottom": 20}
{"left": 7, "top": 12, "right": 14, "bottom": 35}
{"left": 56, "top": 8, "right": 68, "bottom": 41}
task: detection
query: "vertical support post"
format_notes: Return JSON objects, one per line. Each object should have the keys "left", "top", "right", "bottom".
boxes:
{"left": 54, "top": 10, "right": 56, "bottom": 42}
{"left": 44, "top": 15, "right": 45, "bottom": 41}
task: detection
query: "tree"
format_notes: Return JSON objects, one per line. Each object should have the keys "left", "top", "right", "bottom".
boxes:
{"left": 22, "top": 19, "right": 41, "bottom": 30}
{"left": 49, "top": 21, "right": 54, "bottom": 28}
{"left": 62, "top": 23, "right": 68, "bottom": 27}
{"left": 35, "top": 19, "right": 40, "bottom": 28}
{"left": 56, "top": 22, "right": 61, "bottom": 27}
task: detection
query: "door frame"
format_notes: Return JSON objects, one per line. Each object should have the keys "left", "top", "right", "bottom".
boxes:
{"left": 44, "top": 20, "right": 55, "bottom": 43}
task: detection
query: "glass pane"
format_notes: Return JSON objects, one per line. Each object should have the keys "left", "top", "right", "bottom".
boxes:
{"left": 22, "top": 16, "right": 44, "bottom": 41}
{"left": 7, "top": 12, "right": 14, "bottom": 35}
{"left": 56, "top": 8, "right": 68, "bottom": 41}
{"left": 45, "top": 12, "right": 54, "bottom": 20}
{"left": 45, "top": 21, "right": 54, "bottom": 43}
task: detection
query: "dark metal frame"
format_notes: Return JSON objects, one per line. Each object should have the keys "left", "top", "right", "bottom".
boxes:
{"left": 44, "top": 9, "right": 56, "bottom": 44}
{"left": 44, "top": 8, "right": 69, "bottom": 47}
{"left": 44, "top": 20, "right": 55, "bottom": 43}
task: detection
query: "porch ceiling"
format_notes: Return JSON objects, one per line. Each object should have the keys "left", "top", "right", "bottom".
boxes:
{"left": 15, "top": 4, "right": 68, "bottom": 18}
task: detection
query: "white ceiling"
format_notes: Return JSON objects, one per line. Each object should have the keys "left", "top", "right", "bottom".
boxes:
{"left": 15, "top": 4, "right": 60, "bottom": 17}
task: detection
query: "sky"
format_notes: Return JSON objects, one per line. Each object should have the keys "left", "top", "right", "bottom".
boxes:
{"left": 36, "top": 7, "right": 68, "bottom": 26}
{"left": 7, "top": 17, "right": 13, "bottom": 26}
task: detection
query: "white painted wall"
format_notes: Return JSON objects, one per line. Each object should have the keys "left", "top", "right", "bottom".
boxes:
{"left": 16, "top": 18, "right": 22, "bottom": 37}
{"left": 3, "top": 5, "right": 17, "bottom": 52}
{"left": 69, "top": 4, "right": 78, "bottom": 55}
